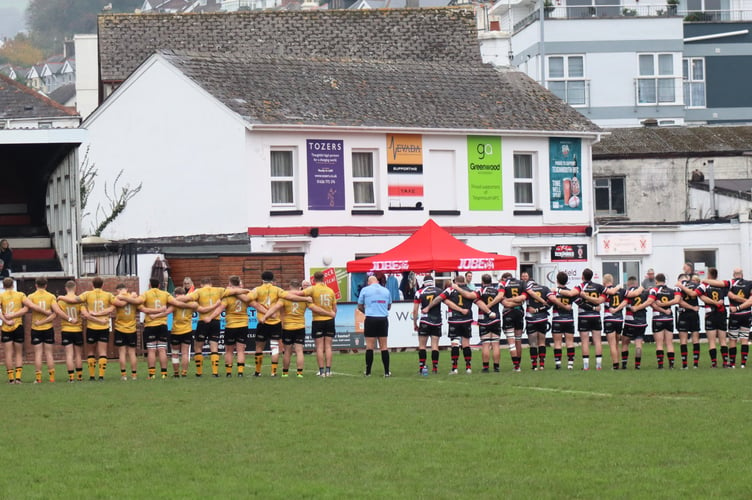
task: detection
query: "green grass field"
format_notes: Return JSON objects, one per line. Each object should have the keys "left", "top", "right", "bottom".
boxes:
{"left": 1, "top": 346, "right": 750, "bottom": 499}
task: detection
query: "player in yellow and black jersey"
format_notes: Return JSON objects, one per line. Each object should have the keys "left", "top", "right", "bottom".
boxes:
{"left": 167, "top": 287, "right": 198, "bottom": 377}
{"left": 139, "top": 278, "right": 172, "bottom": 379}
{"left": 222, "top": 275, "right": 264, "bottom": 378}
{"left": 251, "top": 271, "right": 311, "bottom": 377}
{"left": 51, "top": 280, "right": 85, "bottom": 381}
{"left": 23, "top": 277, "right": 58, "bottom": 383}
{"left": 265, "top": 279, "right": 332, "bottom": 378}
{"left": 302, "top": 271, "right": 338, "bottom": 377}
{"left": 59, "top": 276, "right": 115, "bottom": 380}
{"left": 1, "top": 277, "right": 27, "bottom": 383}
{"left": 113, "top": 283, "right": 144, "bottom": 380}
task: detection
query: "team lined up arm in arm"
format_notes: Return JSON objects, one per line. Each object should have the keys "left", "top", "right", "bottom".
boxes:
{"left": 51, "top": 301, "right": 80, "bottom": 325}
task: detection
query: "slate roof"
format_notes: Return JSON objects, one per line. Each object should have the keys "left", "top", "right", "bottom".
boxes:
{"left": 593, "top": 126, "right": 752, "bottom": 159}
{"left": 0, "top": 74, "right": 79, "bottom": 120}
{"left": 98, "top": 8, "right": 484, "bottom": 83}
{"left": 48, "top": 83, "right": 77, "bottom": 105}
{"left": 157, "top": 50, "right": 599, "bottom": 132}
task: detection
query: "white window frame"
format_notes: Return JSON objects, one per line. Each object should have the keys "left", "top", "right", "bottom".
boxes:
{"left": 594, "top": 177, "right": 625, "bottom": 216}
{"left": 270, "top": 148, "right": 297, "bottom": 208}
{"left": 546, "top": 55, "right": 588, "bottom": 107}
{"left": 513, "top": 152, "right": 537, "bottom": 209}
{"left": 682, "top": 57, "right": 706, "bottom": 109}
{"left": 351, "top": 150, "right": 378, "bottom": 209}
{"left": 636, "top": 53, "right": 678, "bottom": 105}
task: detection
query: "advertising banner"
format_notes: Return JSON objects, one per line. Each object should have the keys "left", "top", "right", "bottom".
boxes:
{"left": 467, "top": 135, "right": 502, "bottom": 211}
{"left": 386, "top": 134, "right": 423, "bottom": 208}
{"left": 307, "top": 139, "right": 344, "bottom": 210}
{"left": 309, "top": 267, "right": 348, "bottom": 301}
{"left": 549, "top": 137, "right": 582, "bottom": 211}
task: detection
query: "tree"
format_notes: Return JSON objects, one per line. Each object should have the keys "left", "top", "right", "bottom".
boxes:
{"left": 80, "top": 146, "right": 142, "bottom": 237}
{"left": 0, "top": 32, "right": 44, "bottom": 66}
{"left": 26, "top": 0, "right": 141, "bottom": 54}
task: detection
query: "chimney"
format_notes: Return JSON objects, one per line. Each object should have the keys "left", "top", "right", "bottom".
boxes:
{"left": 641, "top": 118, "right": 659, "bottom": 127}
{"left": 406, "top": 0, "right": 419, "bottom": 7}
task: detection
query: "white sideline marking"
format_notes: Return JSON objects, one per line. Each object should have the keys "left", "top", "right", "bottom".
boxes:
{"left": 519, "top": 386, "right": 613, "bottom": 397}
{"left": 328, "top": 371, "right": 358, "bottom": 377}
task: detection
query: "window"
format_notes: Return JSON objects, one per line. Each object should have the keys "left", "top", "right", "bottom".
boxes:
{"left": 637, "top": 54, "right": 676, "bottom": 104}
{"left": 686, "top": 0, "right": 727, "bottom": 20}
{"left": 547, "top": 56, "right": 587, "bottom": 106}
{"left": 684, "top": 250, "right": 716, "bottom": 270}
{"left": 594, "top": 177, "right": 625, "bottom": 215}
{"left": 270, "top": 150, "right": 295, "bottom": 207}
{"left": 602, "top": 260, "right": 640, "bottom": 286}
{"left": 683, "top": 58, "right": 706, "bottom": 108}
{"left": 352, "top": 152, "right": 376, "bottom": 207}
{"left": 566, "top": 0, "right": 620, "bottom": 18}
{"left": 513, "top": 153, "right": 535, "bottom": 207}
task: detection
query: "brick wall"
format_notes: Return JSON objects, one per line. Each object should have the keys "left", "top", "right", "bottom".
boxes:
{"left": 0, "top": 276, "right": 139, "bottom": 364}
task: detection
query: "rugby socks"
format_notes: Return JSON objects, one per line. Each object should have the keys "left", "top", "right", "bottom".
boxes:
{"left": 539, "top": 346, "right": 546, "bottom": 368}
{"left": 35, "top": 370, "right": 42, "bottom": 383}
{"left": 512, "top": 355, "right": 521, "bottom": 371}
{"left": 160, "top": 367, "right": 167, "bottom": 378}
{"left": 48, "top": 369, "right": 55, "bottom": 383}
{"left": 554, "top": 348, "right": 562, "bottom": 368}
{"left": 254, "top": 353, "right": 263, "bottom": 375}
{"left": 381, "top": 349, "right": 391, "bottom": 375}
{"left": 451, "top": 346, "right": 459, "bottom": 370}
{"left": 121, "top": 369, "right": 127, "bottom": 378}
{"left": 463, "top": 347, "right": 472, "bottom": 369}
{"left": 721, "top": 346, "right": 729, "bottom": 367}
{"left": 225, "top": 363, "right": 233, "bottom": 376}
{"left": 238, "top": 362, "right": 245, "bottom": 376}
{"left": 667, "top": 351, "right": 675, "bottom": 368}
{"left": 681, "top": 344, "right": 688, "bottom": 368}
{"left": 7, "top": 369, "right": 13, "bottom": 382}
{"left": 365, "top": 349, "right": 374, "bottom": 375}
{"left": 582, "top": 355, "right": 590, "bottom": 370}
{"left": 75, "top": 368, "right": 83, "bottom": 381}
{"left": 15, "top": 366, "right": 22, "bottom": 380}
{"left": 595, "top": 355, "right": 602, "bottom": 370}
{"left": 148, "top": 367, "right": 156, "bottom": 378}
{"left": 729, "top": 347, "right": 737, "bottom": 367}
{"left": 98, "top": 357, "right": 107, "bottom": 378}
{"left": 68, "top": 370, "right": 74, "bottom": 382}
{"left": 742, "top": 345, "right": 749, "bottom": 366}
{"left": 693, "top": 343, "right": 700, "bottom": 367}
{"left": 418, "top": 349, "right": 427, "bottom": 370}
{"left": 87, "top": 356, "right": 96, "bottom": 379}
{"left": 710, "top": 348, "right": 718, "bottom": 367}
{"left": 132, "top": 370, "right": 138, "bottom": 380}
{"left": 621, "top": 350, "right": 629, "bottom": 369}
{"left": 210, "top": 352, "right": 220, "bottom": 376}
{"left": 566, "top": 347, "right": 575, "bottom": 368}
{"left": 656, "top": 350, "right": 664, "bottom": 369}
{"left": 431, "top": 351, "right": 439, "bottom": 372}
{"left": 530, "top": 347, "right": 538, "bottom": 370}
{"left": 195, "top": 353, "right": 204, "bottom": 376}
{"left": 297, "top": 368, "right": 303, "bottom": 377}
{"left": 271, "top": 361, "right": 278, "bottom": 377}
{"left": 482, "top": 361, "right": 490, "bottom": 371}
{"left": 635, "top": 356, "right": 641, "bottom": 369}
{"left": 493, "top": 363, "right": 500, "bottom": 372}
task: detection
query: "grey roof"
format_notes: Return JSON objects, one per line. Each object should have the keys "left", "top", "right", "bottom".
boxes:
{"left": 48, "top": 83, "right": 76, "bottom": 105}
{"left": 593, "top": 126, "right": 752, "bottom": 159}
{"left": 0, "top": 74, "right": 79, "bottom": 120}
{"left": 98, "top": 8, "right": 484, "bottom": 83}
{"left": 158, "top": 50, "right": 599, "bottom": 132}
{"left": 691, "top": 179, "right": 752, "bottom": 202}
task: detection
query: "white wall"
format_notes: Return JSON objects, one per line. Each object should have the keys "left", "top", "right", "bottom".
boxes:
{"left": 74, "top": 34, "right": 99, "bottom": 120}
{"left": 83, "top": 57, "right": 249, "bottom": 238}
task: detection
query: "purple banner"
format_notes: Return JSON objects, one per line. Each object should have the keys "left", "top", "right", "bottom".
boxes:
{"left": 307, "top": 139, "right": 344, "bottom": 210}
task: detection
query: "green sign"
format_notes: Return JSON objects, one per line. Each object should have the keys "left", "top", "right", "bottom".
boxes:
{"left": 549, "top": 137, "right": 582, "bottom": 211}
{"left": 467, "top": 136, "right": 502, "bottom": 211}
{"left": 309, "top": 267, "right": 349, "bottom": 302}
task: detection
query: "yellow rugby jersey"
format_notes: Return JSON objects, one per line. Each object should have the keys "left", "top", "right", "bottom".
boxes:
{"left": 140, "top": 288, "right": 171, "bottom": 327}
{"left": 279, "top": 298, "right": 308, "bottom": 330}
{"left": 0, "top": 290, "right": 26, "bottom": 332}
{"left": 172, "top": 305, "right": 195, "bottom": 335}
{"left": 58, "top": 299, "right": 83, "bottom": 333}
{"left": 187, "top": 286, "right": 225, "bottom": 321}
{"left": 223, "top": 295, "right": 248, "bottom": 329}
{"left": 303, "top": 283, "right": 336, "bottom": 321}
{"left": 80, "top": 289, "right": 115, "bottom": 330}
{"left": 27, "top": 289, "right": 57, "bottom": 331}
{"left": 114, "top": 299, "right": 137, "bottom": 334}
{"left": 253, "top": 283, "right": 289, "bottom": 325}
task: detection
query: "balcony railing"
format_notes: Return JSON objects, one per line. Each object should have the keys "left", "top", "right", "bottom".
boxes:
{"left": 513, "top": 6, "right": 752, "bottom": 32}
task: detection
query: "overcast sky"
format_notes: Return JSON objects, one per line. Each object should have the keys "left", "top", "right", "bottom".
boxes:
{"left": 0, "top": 0, "right": 29, "bottom": 40}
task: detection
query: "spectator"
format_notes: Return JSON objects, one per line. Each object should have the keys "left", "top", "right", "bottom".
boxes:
{"left": 0, "top": 259, "right": 6, "bottom": 278}
{"left": 641, "top": 268, "right": 656, "bottom": 289}
{"left": 0, "top": 240, "right": 11, "bottom": 275}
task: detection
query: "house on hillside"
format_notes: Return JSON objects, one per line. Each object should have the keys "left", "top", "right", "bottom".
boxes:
{"left": 86, "top": 8, "right": 602, "bottom": 294}
{"left": 0, "top": 73, "right": 84, "bottom": 278}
